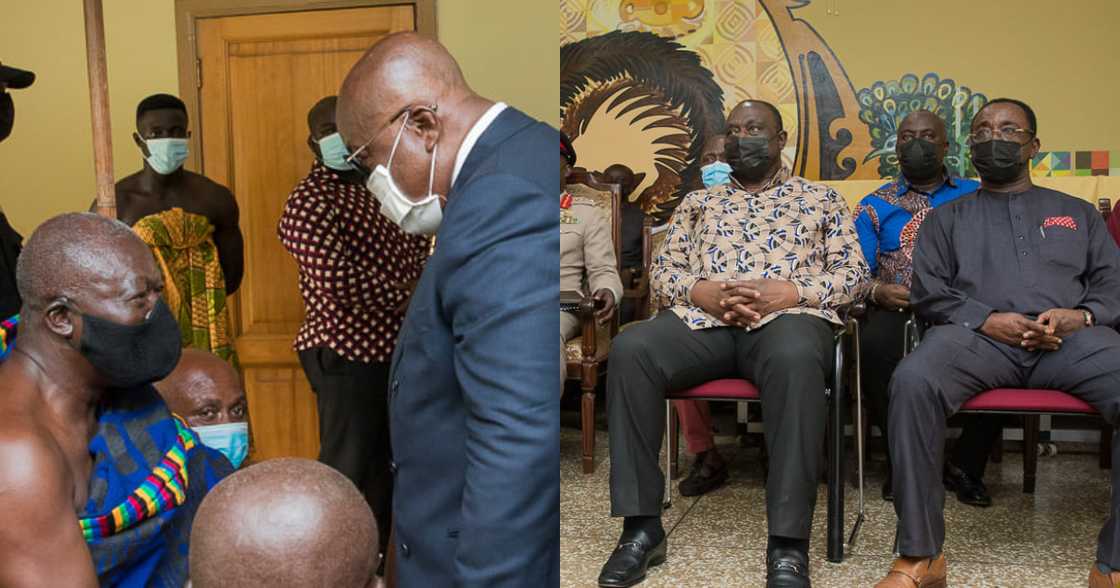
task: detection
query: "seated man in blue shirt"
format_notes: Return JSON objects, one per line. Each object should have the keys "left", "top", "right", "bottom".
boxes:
{"left": 854, "top": 110, "right": 1002, "bottom": 508}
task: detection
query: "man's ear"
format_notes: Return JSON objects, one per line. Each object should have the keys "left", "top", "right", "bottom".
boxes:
{"left": 776, "top": 129, "right": 788, "bottom": 152}
{"left": 1028, "top": 136, "right": 1041, "bottom": 160}
{"left": 307, "top": 135, "right": 321, "bottom": 160}
{"left": 44, "top": 301, "right": 75, "bottom": 340}
{"left": 133, "top": 132, "right": 150, "bottom": 157}
{"left": 408, "top": 108, "right": 442, "bottom": 153}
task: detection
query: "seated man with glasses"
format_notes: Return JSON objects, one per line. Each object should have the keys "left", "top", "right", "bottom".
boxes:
{"left": 597, "top": 100, "right": 868, "bottom": 588}
{"left": 854, "top": 110, "right": 1004, "bottom": 508}
{"left": 876, "top": 98, "right": 1120, "bottom": 588}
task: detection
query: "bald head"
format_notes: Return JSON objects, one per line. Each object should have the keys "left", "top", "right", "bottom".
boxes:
{"left": 155, "top": 349, "right": 245, "bottom": 427}
{"left": 16, "top": 213, "right": 148, "bottom": 312}
{"left": 190, "top": 458, "right": 379, "bottom": 588}
{"left": 337, "top": 32, "right": 470, "bottom": 147}
{"left": 898, "top": 110, "right": 946, "bottom": 141}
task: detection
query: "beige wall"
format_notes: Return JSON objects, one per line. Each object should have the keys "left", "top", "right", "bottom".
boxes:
{"left": 0, "top": 0, "right": 557, "bottom": 236}
{"left": 796, "top": 0, "right": 1120, "bottom": 156}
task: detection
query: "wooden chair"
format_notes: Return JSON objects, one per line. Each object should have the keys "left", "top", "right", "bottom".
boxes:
{"left": 563, "top": 172, "right": 622, "bottom": 474}
{"left": 619, "top": 216, "right": 655, "bottom": 323}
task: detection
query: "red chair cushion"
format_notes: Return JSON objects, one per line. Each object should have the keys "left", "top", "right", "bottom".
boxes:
{"left": 667, "top": 378, "right": 760, "bottom": 400}
{"left": 960, "top": 388, "right": 1097, "bottom": 414}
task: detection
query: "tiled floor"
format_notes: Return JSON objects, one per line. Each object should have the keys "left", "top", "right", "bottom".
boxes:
{"left": 561, "top": 422, "right": 1111, "bottom": 587}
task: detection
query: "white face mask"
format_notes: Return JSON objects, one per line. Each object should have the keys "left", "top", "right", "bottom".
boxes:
{"left": 365, "top": 110, "right": 443, "bottom": 236}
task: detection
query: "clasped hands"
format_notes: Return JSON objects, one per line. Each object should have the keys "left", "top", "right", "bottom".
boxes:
{"left": 690, "top": 279, "right": 799, "bottom": 328}
{"left": 979, "top": 308, "right": 1087, "bottom": 352}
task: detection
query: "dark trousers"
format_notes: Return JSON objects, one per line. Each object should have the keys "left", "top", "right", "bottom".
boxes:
{"left": 861, "top": 307, "right": 1004, "bottom": 480}
{"left": 607, "top": 312, "right": 832, "bottom": 539}
{"left": 299, "top": 347, "right": 392, "bottom": 553}
{"left": 889, "top": 325, "right": 1120, "bottom": 564}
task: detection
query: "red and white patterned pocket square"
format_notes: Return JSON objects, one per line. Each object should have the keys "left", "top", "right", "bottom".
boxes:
{"left": 1043, "top": 216, "right": 1078, "bottom": 231}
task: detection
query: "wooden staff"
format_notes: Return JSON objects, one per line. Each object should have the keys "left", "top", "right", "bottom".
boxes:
{"left": 83, "top": 0, "right": 116, "bottom": 218}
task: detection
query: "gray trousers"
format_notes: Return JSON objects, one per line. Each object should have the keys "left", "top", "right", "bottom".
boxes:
{"left": 607, "top": 311, "right": 833, "bottom": 539}
{"left": 889, "top": 324, "right": 1120, "bottom": 565}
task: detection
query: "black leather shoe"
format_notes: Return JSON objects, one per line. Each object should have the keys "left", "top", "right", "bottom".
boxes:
{"left": 678, "top": 450, "right": 729, "bottom": 497}
{"left": 597, "top": 528, "right": 667, "bottom": 587}
{"left": 766, "top": 546, "right": 811, "bottom": 588}
{"left": 943, "top": 461, "right": 992, "bottom": 507}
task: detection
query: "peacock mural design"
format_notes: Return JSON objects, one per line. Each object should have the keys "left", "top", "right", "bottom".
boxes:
{"left": 858, "top": 73, "right": 989, "bottom": 179}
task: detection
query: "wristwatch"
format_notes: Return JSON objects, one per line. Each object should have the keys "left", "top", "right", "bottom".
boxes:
{"left": 1083, "top": 309, "right": 1094, "bottom": 327}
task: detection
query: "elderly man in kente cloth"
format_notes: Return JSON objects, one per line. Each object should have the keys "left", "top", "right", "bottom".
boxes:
{"left": 0, "top": 213, "right": 231, "bottom": 587}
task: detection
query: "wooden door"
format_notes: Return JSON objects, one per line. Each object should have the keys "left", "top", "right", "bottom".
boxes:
{"left": 196, "top": 6, "right": 416, "bottom": 461}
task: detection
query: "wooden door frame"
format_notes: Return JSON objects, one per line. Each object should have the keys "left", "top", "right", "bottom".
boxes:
{"left": 173, "top": 0, "right": 436, "bottom": 173}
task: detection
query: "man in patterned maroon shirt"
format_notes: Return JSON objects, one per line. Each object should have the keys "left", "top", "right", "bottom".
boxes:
{"left": 277, "top": 96, "right": 429, "bottom": 572}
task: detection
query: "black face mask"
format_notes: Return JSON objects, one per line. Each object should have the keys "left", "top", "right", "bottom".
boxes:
{"left": 898, "top": 138, "right": 941, "bottom": 182}
{"left": 0, "top": 92, "right": 13, "bottom": 142}
{"left": 725, "top": 136, "right": 774, "bottom": 181}
{"left": 75, "top": 298, "right": 182, "bottom": 389}
{"left": 971, "top": 139, "right": 1025, "bottom": 184}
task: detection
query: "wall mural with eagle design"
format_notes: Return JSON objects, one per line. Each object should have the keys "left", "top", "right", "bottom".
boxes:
{"left": 560, "top": 0, "right": 994, "bottom": 219}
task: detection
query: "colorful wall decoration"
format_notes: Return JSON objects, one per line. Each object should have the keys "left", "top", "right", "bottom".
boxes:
{"left": 561, "top": 0, "right": 1112, "bottom": 219}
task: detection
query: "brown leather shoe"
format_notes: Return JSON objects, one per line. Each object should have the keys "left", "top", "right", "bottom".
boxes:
{"left": 874, "top": 554, "right": 946, "bottom": 588}
{"left": 1089, "top": 565, "right": 1120, "bottom": 587}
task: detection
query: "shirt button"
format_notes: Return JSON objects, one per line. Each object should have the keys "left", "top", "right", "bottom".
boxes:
{"left": 392, "top": 379, "right": 400, "bottom": 392}
{"left": 400, "top": 543, "right": 410, "bottom": 558}
{"left": 964, "top": 322, "right": 971, "bottom": 328}
{"left": 390, "top": 461, "right": 398, "bottom": 475}
{"left": 1018, "top": 235, "right": 1024, "bottom": 240}
{"left": 1022, "top": 251, "right": 1029, "bottom": 256}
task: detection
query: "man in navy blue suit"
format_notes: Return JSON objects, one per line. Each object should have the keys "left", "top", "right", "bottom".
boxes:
{"left": 337, "top": 33, "right": 560, "bottom": 587}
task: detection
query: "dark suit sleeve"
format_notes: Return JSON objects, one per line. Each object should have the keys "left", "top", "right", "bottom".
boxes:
{"left": 911, "top": 206, "right": 993, "bottom": 329}
{"left": 1079, "top": 208, "right": 1120, "bottom": 327}
{"left": 439, "top": 173, "right": 560, "bottom": 586}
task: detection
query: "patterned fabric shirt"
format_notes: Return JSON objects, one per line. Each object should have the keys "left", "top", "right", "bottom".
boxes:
{"left": 652, "top": 166, "right": 869, "bottom": 330}
{"left": 854, "top": 173, "right": 979, "bottom": 287}
{"left": 278, "top": 162, "right": 430, "bottom": 363}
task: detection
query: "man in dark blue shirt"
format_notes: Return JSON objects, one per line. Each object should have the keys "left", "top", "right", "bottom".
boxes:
{"left": 876, "top": 99, "right": 1120, "bottom": 588}
{"left": 854, "top": 111, "right": 1002, "bottom": 508}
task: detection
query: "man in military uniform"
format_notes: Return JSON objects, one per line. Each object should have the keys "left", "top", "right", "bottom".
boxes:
{"left": 560, "top": 132, "right": 623, "bottom": 384}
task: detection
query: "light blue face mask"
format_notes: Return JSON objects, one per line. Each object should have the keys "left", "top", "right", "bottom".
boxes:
{"left": 194, "top": 421, "right": 249, "bottom": 469}
{"left": 701, "top": 161, "right": 733, "bottom": 188}
{"left": 318, "top": 132, "right": 355, "bottom": 171}
{"left": 140, "top": 137, "right": 189, "bottom": 175}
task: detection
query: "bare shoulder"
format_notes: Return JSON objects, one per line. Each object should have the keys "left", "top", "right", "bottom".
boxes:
{"left": 0, "top": 415, "right": 69, "bottom": 508}
{"left": 185, "top": 172, "right": 238, "bottom": 219}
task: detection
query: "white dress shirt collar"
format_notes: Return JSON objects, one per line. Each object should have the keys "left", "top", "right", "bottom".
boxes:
{"left": 451, "top": 102, "right": 508, "bottom": 188}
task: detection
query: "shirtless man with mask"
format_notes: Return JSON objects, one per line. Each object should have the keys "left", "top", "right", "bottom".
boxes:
{"left": 0, "top": 213, "right": 231, "bottom": 587}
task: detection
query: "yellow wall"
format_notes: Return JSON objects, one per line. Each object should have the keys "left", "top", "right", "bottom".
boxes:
{"left": 0, "top": 0, "right": 557, "bottom": 237}
{"left": 795, "top": 0, "right": 1120, "bottom": 156}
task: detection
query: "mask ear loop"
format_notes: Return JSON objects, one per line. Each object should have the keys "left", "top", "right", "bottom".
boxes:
{"left": 427, "top": 143, "right": 438, "bottom": 199}
{"left": 386, "top": 110, "right": 411, "bottom": 169}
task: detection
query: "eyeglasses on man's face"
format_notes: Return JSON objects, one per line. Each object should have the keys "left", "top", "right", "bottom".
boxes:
{"left": 967, "top": 125, "right": 1034, "bottom": 145}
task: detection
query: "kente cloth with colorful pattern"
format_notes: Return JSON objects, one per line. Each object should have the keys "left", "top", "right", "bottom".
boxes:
{"left": 0, "top": 314, "right": 17, "bottom": 361}
{"left": 132, "top": 208, "right": 237, "bottom": 364}
{"left": 854, "top": 173, "right": 979, "bottom": 285}
{"left": 652, "top": 166, "right": 870, "bottom": 331}
{"left": 81, "top": 385, "right": 232, "bottom": 588}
